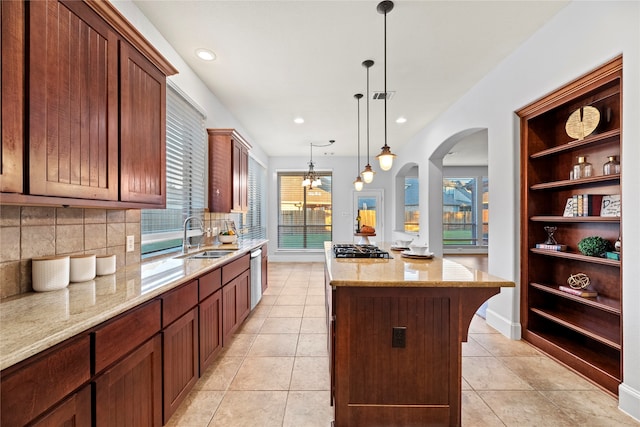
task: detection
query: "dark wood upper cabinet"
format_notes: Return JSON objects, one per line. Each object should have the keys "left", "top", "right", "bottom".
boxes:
{"left": 207, "top": 129, "right": 251, "bottom": 213}
{"left": 120, "top": 41, "right": 166, "bottom": 206}
{"left": 0, "top": 0, "right": 177, "bottom": 208}
{"left": 28, "top": 0, "right": 119, "bottom": 201}
{"left": 0, "top": 0, "right": 25, "bottom": 194}
{"left": 517, "top": 56, "right": 622, "bottom": 395}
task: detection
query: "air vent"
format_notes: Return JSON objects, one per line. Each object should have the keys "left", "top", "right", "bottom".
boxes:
{"left": 372, "top": 91, "right": 394, "bottom": 100}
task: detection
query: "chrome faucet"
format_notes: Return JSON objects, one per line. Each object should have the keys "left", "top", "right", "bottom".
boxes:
{"left": 182, "top": 216, "right": 204, "bottom": 254}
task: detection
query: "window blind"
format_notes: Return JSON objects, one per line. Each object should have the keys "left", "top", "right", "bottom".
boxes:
{"left": 277, "top": 171, "right": 332, "bottom": 250}
{"left": 245, "top": 156, "right": 267, "bottom": 240}
{"left": 141, "top": 83, "right": 206, "bottom": 254}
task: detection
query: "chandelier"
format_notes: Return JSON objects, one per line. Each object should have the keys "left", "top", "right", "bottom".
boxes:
{"left": 302, "top": 140, "right": 334, "bottom": 189}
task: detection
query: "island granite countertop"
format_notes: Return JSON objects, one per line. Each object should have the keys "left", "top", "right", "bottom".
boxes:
{"left": 0, "top": 239, "right": 267, "bottom": 371}
{"left": 325, "top": 241, "right": 515, "bottom": 288}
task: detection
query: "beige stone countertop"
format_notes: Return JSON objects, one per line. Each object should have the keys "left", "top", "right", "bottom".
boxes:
{"left": 325, "top": 242, "right": 515, "bottom": 288}
{"left": 0, "top": 239, "right": 267, "bottom": 371}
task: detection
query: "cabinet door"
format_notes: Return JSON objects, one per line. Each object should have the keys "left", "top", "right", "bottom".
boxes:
{"left": 239, "top": 144, "right": 249, "bottom": 211}
{"left": 31, "top": 384, "right": 92, "bottom": 427}
{"left": 95, "top": 334, "right": 163, "bottom": 427}
{"left": 261, "top": 253, "right": 268, "bottom": 293}
{"left": 0, "top": 335, "right": 90, "bottom": 427}
{"left": 120, "top": 41, "right": 166, "bottom": 206}
{"left": 199, "top": 290, "right": 223, "bottom": 373}
{"left": 163, "top": 307, "right": 199, "bottom": 424}
{"left": 28, "top": 0, "right": 119, "bottom": 200}
{"left": 0, "top": 0, "right": 24, "bottom": 193}
{"left": 236, "top": 270, "right": 251, "bottom": 324}
{"left": 222, "top": 279, "right": 238, "bottom": 344}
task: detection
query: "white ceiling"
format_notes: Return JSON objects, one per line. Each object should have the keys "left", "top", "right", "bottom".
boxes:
{"left": 133, "top": 0, "right": 568, "bottom": 161}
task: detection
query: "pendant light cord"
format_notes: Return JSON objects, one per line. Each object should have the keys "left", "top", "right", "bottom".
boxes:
{"left": 366, "top": 64, "right": 370, "bottom": 164}
{"left": 383, "top": 7, "right": 388, "bottom": 149}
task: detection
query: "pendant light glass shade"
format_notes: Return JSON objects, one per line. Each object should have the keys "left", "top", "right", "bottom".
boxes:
{"left": 353, "top": 176, "right": 364, "bottom": 191}
{"left": 377, "top": 146, "right": 396, "bottom": 171}
{"left": 376, "top": 0, "right": 396, "bottom": 171}
{"left": 361, "top": 60, "right": 375, "bottom": 184}
{"left": 353, "top": 93, "right": 364, "bottom": 191}
{"left": 361, "top": 164, "right": 375, "bottom": 184}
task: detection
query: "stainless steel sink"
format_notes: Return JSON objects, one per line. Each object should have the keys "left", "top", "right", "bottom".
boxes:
{"left": 187, "top": 250, "right": 234, "bottom": 259}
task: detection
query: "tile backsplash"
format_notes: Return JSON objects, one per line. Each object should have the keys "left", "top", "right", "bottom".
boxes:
{"left": 0, "top": 206, "right": 140, "bottom": 299}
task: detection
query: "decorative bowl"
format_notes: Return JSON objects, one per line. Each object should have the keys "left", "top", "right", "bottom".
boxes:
{"left": 409, "top": 243, "right": 430, "bottom": 255}
{"left": 218, "top": 234, "right": 237, "bottom": 244}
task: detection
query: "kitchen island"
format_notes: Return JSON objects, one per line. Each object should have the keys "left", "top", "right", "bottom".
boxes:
{"left": 324, "top": 242, "right": 515, "bottom": 427}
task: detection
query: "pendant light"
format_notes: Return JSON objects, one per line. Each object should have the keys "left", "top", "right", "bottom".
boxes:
{"left": 361, "top": 59, "right": 375, "bottom": 184}
{"left": 353, "top": 93, "right": 364, "bottom": 191}
{"left": 375, "top": 0, "right": 397, "bottom": 171}
{"left": 302, "top": 140, "right": 334, "bottom": 189}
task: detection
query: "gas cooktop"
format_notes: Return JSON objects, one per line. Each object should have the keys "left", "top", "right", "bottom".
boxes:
{"left": 332, "top": 244, "right": 391, "bottom": 259}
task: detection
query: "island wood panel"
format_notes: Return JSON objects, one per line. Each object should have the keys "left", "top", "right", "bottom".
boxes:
{"left": 330, "top": 285, "right": 499, "bottom": 427}
{"left": 30, "top": 385, "right": 92, "bottom": 427}
{"left": 119, "top": 41, "right": 166, "bottom": 205}
{"left": 0, "top": 335, "right": 90, "bottom": 427}
{"left": 28, "top": 0, "right": 119, "bottom": 200}
{"left": 94, "top": 334, "right": 163, "bottom": 427}
{"left": 0, "top": 0, "right": 24, "bottom": 193}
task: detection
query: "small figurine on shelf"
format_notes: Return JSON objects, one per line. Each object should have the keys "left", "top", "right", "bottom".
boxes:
{"left": 544, "top": 226, "right": 557, "bottom": 245}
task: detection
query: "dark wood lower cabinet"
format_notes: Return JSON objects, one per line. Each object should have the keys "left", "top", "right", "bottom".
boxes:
{"left": 163, "top": 307, "right": 199, "bottom": 423}
{"left": 222, "top": 270, "right": 251, "bottom": 343}
{"left": 199, "top": 290, "right": 223, "bottom": 373}
{"left": 328, "top": 284, "right": 498, "bottom": 426}
{"left": 0, "top": 335, "right": 90, "bottom": 427}
{"left": 31, "top": 385, "right": 92, "bottom": 427}
{"left": 95, "top": 334, "right": 163, "bottom": 427}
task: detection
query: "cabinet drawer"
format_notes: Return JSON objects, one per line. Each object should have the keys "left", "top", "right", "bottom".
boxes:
{"left": 94, "top": 300, "right": 161, "bottom": 373}
{"left": 162, "top": 280, "right": 198, "bottom": 327}
{"left": 1, "top": 334, "right": 90, "bottom": 427}
{"left": 199, "top": 268, "right": 222, "bottom": 301}
{"left": 222, "top": 254, "right": 250, "bottom": 284}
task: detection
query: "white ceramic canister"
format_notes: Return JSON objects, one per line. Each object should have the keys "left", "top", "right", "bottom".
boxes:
{"left": 96, "top": 254, "right": 116, "bottom": 276}
{"left": 32, "top": 256, "right": 70, "bottom": 292}
{"left": 69, "top": 254, "right": 96, "bottom": 283}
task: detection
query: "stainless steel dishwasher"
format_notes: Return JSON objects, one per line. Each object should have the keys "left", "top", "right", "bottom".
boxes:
{"left": 250, "top": 248, "right": 262, "bottom": 309}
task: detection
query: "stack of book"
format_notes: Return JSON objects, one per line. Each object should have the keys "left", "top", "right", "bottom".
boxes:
{"left": 558, "top": 285, "right": 598, "bottom": 297}
{"left": 535, "top": 243, "right": 567, "bottom": 251}
{"left": 568, "top": 194, "right": 603, "bottom": 217}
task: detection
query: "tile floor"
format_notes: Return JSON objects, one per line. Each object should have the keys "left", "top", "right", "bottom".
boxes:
{"left": 166, "top": 262, "right": 639, "bottom": 427}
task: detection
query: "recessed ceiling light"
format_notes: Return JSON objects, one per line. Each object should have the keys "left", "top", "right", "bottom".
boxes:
{"left": 195, "top": 48, "right": 216, "bottom": 61}
{"left": 294, "top": 117, "right": 305, "bottom": 124}
{"left": 396, "top": 116, "right": 407, "bottom": 124}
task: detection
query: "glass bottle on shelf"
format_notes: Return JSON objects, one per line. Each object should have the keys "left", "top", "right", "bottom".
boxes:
{"left": 603, "top": 155, "right": 621, "bottom": 175}
{"left": 572, "top": 156, "right": 593, "bottom": 180}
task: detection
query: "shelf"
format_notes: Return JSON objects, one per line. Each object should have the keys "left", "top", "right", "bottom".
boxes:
{"left": 524, "top": 329, "right": 621, "bottom": 390}
{"left": 530, "top": 174, "right": 620, "bottom": 191}
{"left": 530, "top": 282, "right": 620, "bottom": 314}
{"left": 530, "top": 248, "right": 621, "bottom": 267}
{"left": 530, "top": 129, "right": 620, "bottom": 159}
{"left": 530, "top": 216, "right": 620, "bottom": 223}
{"left": 530, "top": 307, "right": 620, "bottom": 349}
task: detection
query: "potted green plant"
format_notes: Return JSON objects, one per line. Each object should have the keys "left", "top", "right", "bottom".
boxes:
{"left": 577, "top": 236, "right": 612, "bottom": 257}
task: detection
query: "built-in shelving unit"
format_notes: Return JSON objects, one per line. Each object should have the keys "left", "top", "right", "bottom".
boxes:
{"left": 517, "top": 56, "right": 622, "bottom": 395}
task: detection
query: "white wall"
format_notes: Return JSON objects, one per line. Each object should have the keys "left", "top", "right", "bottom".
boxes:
{"left": 388, "top": 1, "right": 640, "bottom": 418}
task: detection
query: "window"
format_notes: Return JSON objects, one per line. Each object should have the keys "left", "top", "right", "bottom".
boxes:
{"left": 245, "top": 156, "right": 267, "bottom": 240}
{"left": 277, "top": 172, "right": 332, "bottom": 249}
{"left": 141, "top": 83, "right": 206, "bottom": 256}
{"left": 442, "top": 177, "right": 488, "bottom": 247}
{"left": 404, "top": 176, "right": 419, "bottom": 232}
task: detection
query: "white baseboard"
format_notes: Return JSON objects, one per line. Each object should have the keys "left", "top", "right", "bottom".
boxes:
{"left": 485, "top": 308, "right": 521, "bottom": 340}
{"left": 619, "top": 383, "right": 640, "bottom": 422}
